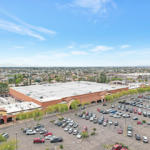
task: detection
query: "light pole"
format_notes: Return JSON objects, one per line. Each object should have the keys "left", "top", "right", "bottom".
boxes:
{"left": 15, "top": 132, "right": 17, "bottom": 150}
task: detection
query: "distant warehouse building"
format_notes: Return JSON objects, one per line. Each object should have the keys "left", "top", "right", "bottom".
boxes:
{"left": 9, "top": 81, "right": 128, "bottom": 109}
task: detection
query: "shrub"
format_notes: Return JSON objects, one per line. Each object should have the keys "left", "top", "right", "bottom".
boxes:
{"left": 60, "top": 145, "right": 63, "bottom": 149}
{"left": 75, "top": 113, "right": 77, "bottom": 116}
{"left": 90, "top": 132, "right": 95, "bottom": 136}
{"left": 21, "top": 128, "right": 24, "bottom": 130}
{"left": 81, "top": 131, "right": 89, "bottom": 139}
{"left": 142, "top": 120, "right": 146, "bottom": 123}
{"left": 83, "top": 111, "right": 86, "bottom": 114}
{"left": 59, "top": 117, "right": 64, "bottom": 121}
{"left": 92, "top": 128, "right": 96, "bottom": 132}
{"left": 37, "top": 123, "right": 41, "bottom": 125}
{"left": 50, "top": 120, "right": 55, "bottom": 123}
{"left": 0, "top": 135, "right": 7, "bottom": 142}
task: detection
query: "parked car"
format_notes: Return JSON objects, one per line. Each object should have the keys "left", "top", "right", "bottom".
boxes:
{"left": 100, "top": 116, "right": 104, "bottom": 121}
{"left": 85, "top": 112, "right": 89, "bottom": 116}
{"left": 93, "top": 114, "right": 96, "bottom": 118}
{"left": 44, "top": 132, "right": 52, "bottom": 137}
{"left": 147, "top": 121, "right": 150, "bottom": 125}
{"left": 137, "top": 121, "right": 143, "bottom": 125}
{"left": 23, "top": 128, "right": 31, "bottom": 133}
{"left": 133, "top": 117, "right": 138, "bottom": 120}
{"left": 127, "top": 125, "right": 132, "bottom": 131}
{"left": 103, "top": 111, "right": 109, "bottom": 114}
{"left": 90, "top": 117, "right": 94, "bottom": 121}
{"left": 85, "top": 116, "right": 90, "bottom": 120}
{"left": 45, "top": 135, "right": 55, "bottom": 140}
{"left": 110, "top": 113, "right": 114, "bottom": 117}
{"left": 82, "top": 126, "right": 87, "bottom": 132}
{"left": 40, "top": 130, "right": 48, "bottom": 134}
{"left": 73, "top": 123, "right": 78, "bottom": 128}
{"left": 118, "top": 128, "right": 123, "bottom": 134}
{"left": 143, "top": 136, "right": 148, "bottom": 143}
{"left": 114, "top": 122, "right": 118, "bottom": 126}
{"left": 26, "top": 130, "right": 36, "bottom": 135}
{"left": 54, "top": 120, "right": 59, "bottom": 125}
{"left": 113, "top": 114, "right": 121, "bottom": 118}
{"left": 73, "top": 129, "right": 78, "bottom": 135}
{"left": 93, "top": 118, "right": 98, "bottom": 124}
{"left": 57, "top": 122, "right": 63, "bottom": 126}
{"left": 36, "top": 127, "right": 45, "bottom": 132}
{"left": 127, "top": 131, "right": 132, "bottom": 137}
{"left": 80, "top": 106, "right": 85, "bottom": 110}
{"left": 33, "top": 138, "right": 45, "bottom": 143}
{"left": 82, "top": 114, "right": 86, "bottom": 119}
{"left": 112, "top": 104, "right": 115, "bottom": 108}
{"left": 63, "top": 118, "right": 68, "bottom": 122}
{"left": 1, "top": 133, "right": 9, "bottom": 138}
{"left": 34, "top": 125, "right": 44, "bottom": 129}
{"left": 64, "top": 126, "right": 70, "bottom": 131}
{"left": 100, "top": 110, "right": 104, "bottom": 113}
{"left": 98, "top": 120, "right": 103, "bottom": 125}
{"left": 68, "top": 128, "right": 73, "bottom": 134}
{"left": 135, "top": 134, "right": 140, "bottom": 140}
{"left": 134, "top": 109, "right": 137, "bottom": 114}
{"left": 69, "top": 122, "right": 74, "bottom": 126}
{"left": 77, "top": 132, "right": 82, "bottom": 139}
{"left": 103, "top": 122, "right": 107, "bottom": 126}
{"left": 109, "top": 120, "right": 113, "bottom": 125}
{"left": 50, "top": 137, "right": 63, "bottom": 143}
{"left": 112, "top": 144, "right": 128, "bottom": 150}
{"left": 103, "top": 103, "right": 107, "bottom": 106}
{"left": 62, "top": 122, "right": 68, "bottom": 128}
{"left": 97, "top": 108, "right": 100, "bottom": 112}
{"left": 88, "top": 112, "right": 92, "bottom": 117}
{"left": 79, "top": 114, "right": 83, "bottom": 117}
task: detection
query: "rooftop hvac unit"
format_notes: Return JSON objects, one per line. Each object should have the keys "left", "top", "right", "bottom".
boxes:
{"left": 89, "top": 91, "right": 92, "bottom": 93}
{"left": 39, "top": 96, "right": 43, "bottom": 99}
{"left": 26, "top": 94, "right": 30, "bottom": 96}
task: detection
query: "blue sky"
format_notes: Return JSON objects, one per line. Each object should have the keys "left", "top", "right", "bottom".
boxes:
{"left": 0, "top": 0, "right": 150, "bottom": 66}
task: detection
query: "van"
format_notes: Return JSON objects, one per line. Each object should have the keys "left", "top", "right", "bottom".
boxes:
{"left": 1, "top": 133, "right": 9, "bottom": 138}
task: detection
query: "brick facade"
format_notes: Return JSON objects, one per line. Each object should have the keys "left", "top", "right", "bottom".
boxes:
{"left": 9, "top": 87, "right": 128, "bottom": 108}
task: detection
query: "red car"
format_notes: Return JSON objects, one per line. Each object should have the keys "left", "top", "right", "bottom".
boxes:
{"left": 112, "top": 145, "right": 128, "bottom": 150}
{"left": 82, "top": 126, "right": 87, "bottom": 132}
{"left": 138, "top": 111, "right": 141, "bottom": 115}
{"left": 44, "top": 132, "right": 52, "bottom": 137}
{"left": 97, "top": 108, "right": 100, "bottom": 112}
{"left": 33, "top": 138, "right": 45, "bottom": 143}
{"left": 134, "top": 109, "right": 137, "bottom": 113}
{"left": 104, "top": 118, "right": 108, "bottom": 122}
{"left": 118, "top": 128, "right": 123, "bottom": 134}
{"left": 85, "top": 112, "right": 89, "bottom": 116}
{"left": 137, "top": 121, "right": 143, "bottom": 125}
{"left": 138, "top": 96, "right": 142, "bottom": 98}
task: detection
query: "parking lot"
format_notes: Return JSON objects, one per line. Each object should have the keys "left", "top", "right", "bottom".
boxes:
{"left": 1, "top": 94, "right": 150, "bottom": 150}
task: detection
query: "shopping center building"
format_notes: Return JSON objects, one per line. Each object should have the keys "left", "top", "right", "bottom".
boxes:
{"left": 9, "top": 81, "right": 128, "bottom": 109}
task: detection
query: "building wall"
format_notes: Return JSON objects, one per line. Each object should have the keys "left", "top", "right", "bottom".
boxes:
{"left": 0, "top": 111, "right": 6, "bottom": 116}
{"left": 9, "top": 87, "right": 128, "bottom": 108}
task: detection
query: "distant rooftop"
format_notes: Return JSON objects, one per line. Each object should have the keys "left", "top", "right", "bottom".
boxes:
{"left": 11, "top": 81, "right": 128, "bottom": 102}
{"left": 0, "top": 102, "right": 41, "bottom": 114}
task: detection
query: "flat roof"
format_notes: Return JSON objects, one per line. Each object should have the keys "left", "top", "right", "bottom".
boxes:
{"left": 0, "top": 102, "right": 41, "bottom": 114}
{"left": 11, "top": 81, "right": 128, "bottom": 102}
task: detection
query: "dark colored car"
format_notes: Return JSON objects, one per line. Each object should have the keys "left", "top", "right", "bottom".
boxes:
{"left": 98, "top": 120, "right": 103, "bottom": 124}
{"left": 103, "top": 103, "right": 107, "bottom": 106}
{"left": 93, "top": 118, "right": 98, "bottom": 124}
{"left": 62, "top": 122, "right": 68, "bottom": 128}
{"left": 135, "top": 134, "right": 140, "bottom": 140}
{"left": 23, "top": 128, "right": 31, "bottom": 133}
{"left": 114, "top": 122, "right": 118, "bottom": 126}
{"left": 85, "top": 116, "right": 90, "bottom": 120}
{"left": 79, "top": 114, "right": 83, "bottom": 117}
{"left": 33, "top": 138, "right": 45, "bottom": 143}
{"left": 100, "top": 110, "right": 104, "bottom": 113}
{"left": 57, "top": 122, "right": 63, "bottom": 126}
{"left": 133, "top": 117, "right": 138, "bottom": 120}
{"left": 50, "top": 137, "right": 63, "bottom": 143}
{"left": 103, "top": 111, "right": 109, "bottom": 114}
{"left": 34, "top": 125, "right": 44, "bottom": 129}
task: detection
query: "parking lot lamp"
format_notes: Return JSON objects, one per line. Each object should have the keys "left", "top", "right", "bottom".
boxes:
{"left": 15, "top": 132, "right": 17, "bottom": 150}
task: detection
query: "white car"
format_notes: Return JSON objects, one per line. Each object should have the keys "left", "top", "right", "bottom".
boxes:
{"left": 90, "top": 117, "right": 94, "bottom": 121}
{"left": 103, "top": 122, "right": 107, "bottom": 126}
{"left": 127, "top": 131, "right": 132, "bottom": 137}
{"left": 93, "top": 114, "right": 96, "bottom": 118}
{"left": 111, "top": 105, "right": 115, "bottom": 108}
{"left": 113, "top": 114, "right": 121, "bottom": 118}
{"left": 109, "top": 120, "right": 113, "bottom": 125}
{"left": 139, "top": 105, "right": 143, "bottom": 108}
{"left": 147, "top": 111, "right": 150, "bottom": 115}
{"left": 35, "top": 127, "right": 45, "bottom": 132}
{"left": 110, "top": 113, "right": 114, "bottom": 117}
{"left": 123, "top": 114, "right": 130, "bottom": 118}
{"left": 70, "top": 120, "right": 74, "bottom": 123}
{"left": 45, "top": 135, "right": 55, "bottom": 140}
{"left": 69, "top": 122, "right": 74, "bottom": 126}
{"left": 26, "top": 130, "right": 36, "bottom": 135}
{"left": 143, "top": 136, "right": 148, "bottom": 143}
{"left": 77, "top": 132, "right": 82, "bottom": 139}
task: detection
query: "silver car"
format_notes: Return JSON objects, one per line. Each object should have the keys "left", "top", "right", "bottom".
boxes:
{"left": 103, "top": 122, "right": 107, "bottom": 126}
{"left": 90, "top": 117, "right": 94, "bottom": 121}
{"left": 64, "top": 126, "right": 70, "bottom": 131}
{"left": 26, "top": 130, "right": 36, "bottom": 135}
{"left": 73, "top": 129, "right": 78, "bottom": 135}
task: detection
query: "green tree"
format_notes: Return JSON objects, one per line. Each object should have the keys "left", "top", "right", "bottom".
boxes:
{"left": 48, "top": 76, "right": 52, "bottom": 83}
{"left": 0, "top": 135, "right": 7, "bottom": 142}
{"left": 70, "top": 100, "right": 80, "bottom": 110}
{"left": 33, "top": 109, "right": 44, "bottom": 125}
{"left": 0, "top": 138, "right": 18, "bottom": 150}
{"left": 16, "top": 78, "right": 21, "bottom": 84}
{"left": 81, "top": 131, "right": 89, "bottom": 139}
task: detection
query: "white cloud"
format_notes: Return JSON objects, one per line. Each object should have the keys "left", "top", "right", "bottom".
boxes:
{"left": 79, "top": 44, "right": 92, "bottom": 48}
{"left": 121, "top": 45, "right": 130, "bottom": 49}
{"left": 14, "top": 46, "right": 24, "bottom": 48}
{"left": 68, "top": 42, "right": 76, "bottom": 49}
{"left": 72, "top": 0, "right": 116, "bottom": 14}
{"left": 0, "top": 9, "right": 56, "bottom": 40}
{"left": 91, "top": 45, "right": 113, "bottom": 51}
{"left": 71, "top": 51, "right": 87, "bottom": 55}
